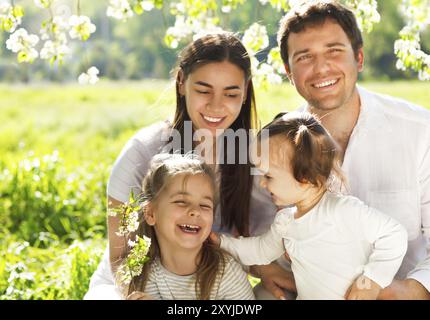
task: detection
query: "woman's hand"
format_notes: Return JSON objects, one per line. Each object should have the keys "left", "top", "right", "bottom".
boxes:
{"left": 345, "top": 275, "right": 381, "bottom": 300}
{"left": 377, "top": 279, "right": 430, "bottom": 300}
{"left": 126, "top": 291, "right": 154, "bottom": 300}
{"left": 252, "top": 262, "right": 297, "bottom": 300}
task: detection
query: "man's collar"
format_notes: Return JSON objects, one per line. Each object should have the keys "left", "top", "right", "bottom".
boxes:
{"left": 356, "top": 85, "right": 393, "bottom": 134}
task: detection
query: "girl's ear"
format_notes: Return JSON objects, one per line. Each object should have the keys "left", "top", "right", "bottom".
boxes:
{"left": 144, "top": 202, "right": 156, "bottom": 226}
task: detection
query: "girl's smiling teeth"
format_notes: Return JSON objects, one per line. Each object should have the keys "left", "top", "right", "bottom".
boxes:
{"left": 202, "top": 114, "right": 225, "bottom": 123}
{"left": 178, "top": 224, "right": 201, "bottom": 234}
{"left": 312, "top": 79, "right": 339, "bottom": 88}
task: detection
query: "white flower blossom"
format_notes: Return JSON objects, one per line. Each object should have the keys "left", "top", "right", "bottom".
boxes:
{"left": 68, "top": 15, "right": 96, "bottom": 41}
{"left": 394, "top": 1, "right": 430, "bottom": 81}
{"left": 165, "top": 16, "right": 192, "bottom": 48}
{"left": 106, "top": 0, "right": 134, "bottom": 21}
{"left": 140, "top": 1, "right": 155, "bottom": 11}
{"left": 268, "top": 47, "right": 287, "bottom": 75}
{"left": 6, "top": 28, "right": 39, "bottom": 63}
{"left": 242, "top": 23, "right": 269, "bottom": 55}
{"left": 116, "top": 235, "right": 151, "bottom": 285}
{"left": 0, "top": 2, "right": 23, "bottom": 33}
{"left": 128, "top": 239, "right": 137, "bottom": 247}
{"left": 347, "top": 0, "right": 380, "bottom": 33}
{"left": 39, "top": 16, "right": 70, "bottom": 63}
{"left": 418, "top": 69, "right": 430, "bottom": 81}
{"left": 78, "top": 66, "right": 99, "bottom": 85}
{"left": 40, "top": 40, "right": 70, "bottom": 61}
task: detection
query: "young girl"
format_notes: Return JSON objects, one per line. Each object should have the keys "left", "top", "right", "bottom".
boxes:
{"left": 120, "top": 153, "right": 255, "bottom": 300}
{"left": 214, "top": 112, "right": 408, "bottom": 300}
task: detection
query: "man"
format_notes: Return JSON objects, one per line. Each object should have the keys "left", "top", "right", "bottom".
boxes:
{"left": 255, "top": 0, "right": 430, "bottom": 300}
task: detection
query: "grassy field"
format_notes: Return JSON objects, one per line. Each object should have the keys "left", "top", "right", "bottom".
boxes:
{"left": 1, "top": 80, "right": 429, "bottom": 299}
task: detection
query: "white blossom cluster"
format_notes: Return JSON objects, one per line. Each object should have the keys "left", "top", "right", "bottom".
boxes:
{"left": 164, "top": 1, "right": 224, "bottom": 49}
{"left": 39, "top": 16, "right": 70, "bottom": 64}
{"left": 68, "top": 15, "right": 96, "bottom": 41}
{"left": 0, "top": 1, "right": 23, "bottom": 33}
{"left": 6, "top": 28, "right": 40, "bottom": 63}
{"left": 394, "top": 0, "right": 430, "bottom": 80}
{"left": 4, "top": 1, "right": 99, "bottom": 83}
{"left": 346, "top": 0, "right": 380, "bottom": 33}
{"left": 243, "top": 23, "right": 284, "bottom": 88}
{"left": 78, "top": 66, "right": 100, "bottom": 85}
{"left": 106, "top": 0, "right": 155, "bottom": 21}
{"left": 117, "top": 235, "right": 151, "bottom": 285}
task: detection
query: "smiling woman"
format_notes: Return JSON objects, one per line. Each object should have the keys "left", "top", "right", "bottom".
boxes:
{"left": 84, "top": 32, "right": 277, "bottom": 300}
{"left": 179, "top": 61, "right": 247, "bottom": 137}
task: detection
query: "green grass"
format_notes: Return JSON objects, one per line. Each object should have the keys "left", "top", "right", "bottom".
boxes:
{"left": 1, "top": 80, "right": 429, "bottom": 299}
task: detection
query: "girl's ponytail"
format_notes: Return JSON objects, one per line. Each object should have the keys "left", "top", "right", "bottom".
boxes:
{"left": 259, "top": 111, "right": 345, "bottom": 190}
{"left": 293, "top": 122, "right": 320, "bottom": 186}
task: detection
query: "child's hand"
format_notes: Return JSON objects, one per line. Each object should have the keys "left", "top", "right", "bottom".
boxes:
{"left": 126, "top": 291, "right": 154, "bottom": 300}
{"left": 345, "top": 275, "right": 382, "bottom": 300}
{"left": 209, "top": 232, "right": 221, "bottom": 246}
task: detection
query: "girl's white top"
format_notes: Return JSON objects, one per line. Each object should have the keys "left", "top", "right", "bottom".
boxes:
{"left": 220, "top": 192, "right": 408, "bottom": 300}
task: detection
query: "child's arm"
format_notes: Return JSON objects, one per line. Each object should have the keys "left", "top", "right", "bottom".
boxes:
{"left": 219, "top": 218, "right": 286, "bottom": 266}
{"left": 340, "top": 198, "right": 408, "bottom": 297}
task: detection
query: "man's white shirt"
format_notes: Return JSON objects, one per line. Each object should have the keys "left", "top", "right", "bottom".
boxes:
{"left": 308, "top": 86, "right": 430, "bottom": 291}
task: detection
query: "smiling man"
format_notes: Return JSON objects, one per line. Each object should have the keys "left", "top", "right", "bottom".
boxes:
{"left": 254, "top": 0, "right": 430, "bottom": 300}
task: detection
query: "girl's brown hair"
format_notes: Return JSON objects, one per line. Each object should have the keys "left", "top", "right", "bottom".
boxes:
{"left": 258, "top": 111, "right": 344, "bottom": 189}
{"left": 126, "top": 153, "right": 226, "bottom": 299}
{"left": 171, "top": 32, "right": 258, "bottom": 236}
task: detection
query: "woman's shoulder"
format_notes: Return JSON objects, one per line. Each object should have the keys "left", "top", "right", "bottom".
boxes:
{"left": 117, "top": 120, "right": 172, "bottom": 162}
{"left": 130, "top": 120, "right": 172, "bottom": 147}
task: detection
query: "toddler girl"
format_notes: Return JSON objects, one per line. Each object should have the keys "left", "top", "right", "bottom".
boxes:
{"left": 216, "top": 112, "right": 408, "bottom": 300}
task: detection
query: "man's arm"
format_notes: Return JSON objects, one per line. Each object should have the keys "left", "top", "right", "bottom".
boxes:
{"left": 379, "top": 129, "right": 430, "bottom": 300}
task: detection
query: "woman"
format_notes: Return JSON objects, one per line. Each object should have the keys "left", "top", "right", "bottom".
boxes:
{"left": 84, "top": 33, "right": 281, "bottom": 300}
